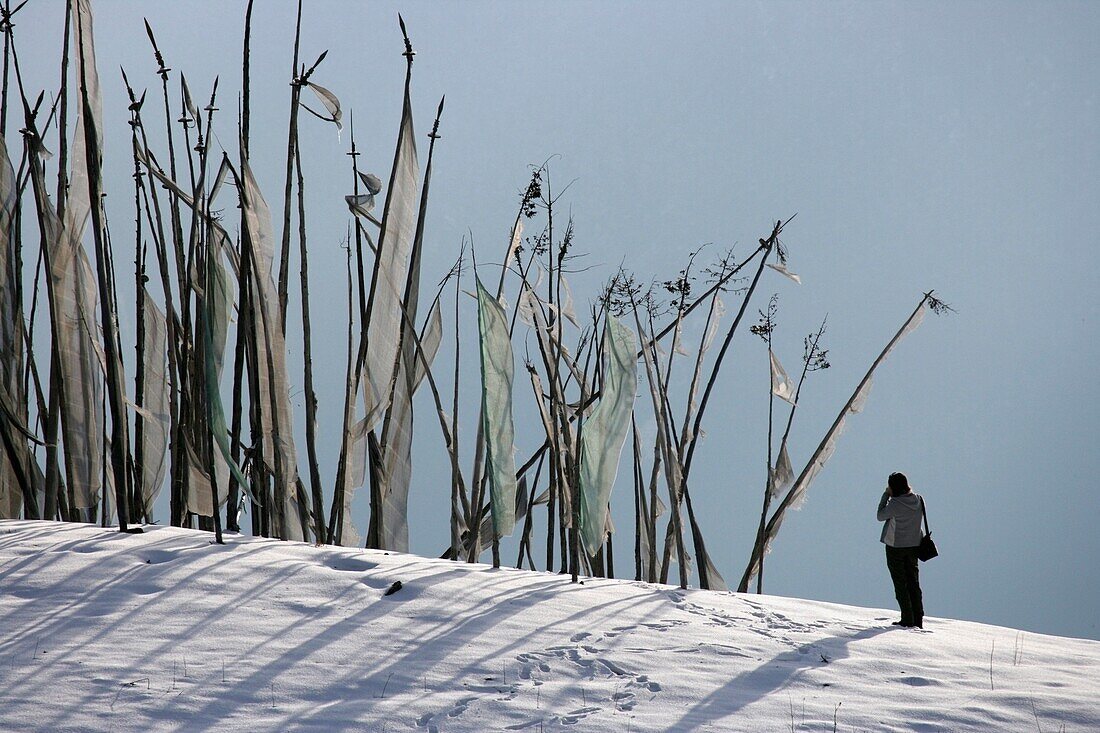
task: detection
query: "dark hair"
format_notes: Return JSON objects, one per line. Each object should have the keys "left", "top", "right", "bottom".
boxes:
{"left": 888, "top": 472, "right": 910, "bottom": 497}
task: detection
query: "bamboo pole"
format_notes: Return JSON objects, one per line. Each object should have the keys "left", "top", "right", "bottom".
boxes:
{"left": 131, "top": 102, "right": 185, "bottom": 527}
{"left": 752, "top": 323, "right": 822, "bottom": 589}
{"left": 450, "top": 247, "right": 468, "bottom": 553}
{"left": 122, "top": 72, "right": 149, "bottom": 522}
{"left": 41, "top": 0, "right": 72, "bottom": 521}
{"left": 739, "top": 293, "right": 936, "bottom": 590}
{"left": 635, "top": 307, "right": 688, "bottom": 589}
{"left": 0, "top": 12, "right": 33, "bottom": 517}
{"left": 241, "top": 0, "right": 254, "bottom": 156}
{"left": 200, "top": 81, "right": 224, "bottom": 543}
{"left": 329, "top": 116, "right": 363, "bottom": 543}
{"left": 73, "top": 2, "right": 134, "bottom": 532}
{"left": 293, "top": 143, "right": 325, "bottom": 542}
{"left": 758, "top": 319, "right": 776, "bottom": 593}
{"left": 749, "top": 313, "right": 825, "bottom": 593}
{"left": 328, "top": 231, "right": 356, "bottom": 544}
{"left": 276, "top": 0, "right": 305, "bottom": 331}
{"left": 568, "top": 324, "right": 599, "bottom": 582}
{"left": 516, "top": 452, "right": 545, "bottom": 570}
{"left": 195, "top": 214, "right": 223, "bottom": 542}
{"left": 144, "top": 19, "right": 190, "bottom": 525}
{"left": 673, "top": 219, "right": 786, "bottom": 588}
{"left": 226, "top": 0, "right": 256, "bottom": 532}
{"left": 1, "top": 0, "right": 11, "bottom": 135}
{"left": 630, "top": 413, "right": 645, "bottom": 581}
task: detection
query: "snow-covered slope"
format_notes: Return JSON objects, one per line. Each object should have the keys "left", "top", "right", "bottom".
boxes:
{"left": 1, "top": 521, "right": 1096, "bottom": 732}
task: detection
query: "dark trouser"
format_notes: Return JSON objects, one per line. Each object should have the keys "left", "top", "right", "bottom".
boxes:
{"left": 886, "top": 545, "right": 924, "bottom": 627}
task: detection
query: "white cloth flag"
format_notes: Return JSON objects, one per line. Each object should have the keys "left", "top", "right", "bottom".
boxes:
{"left": 638, "top": 488, "right": 666, "bottom": 582}
{"left": 336, "top": 411, "right": 367, "bottom": 547}
{"left": 185, "top": 254, "right": 240, "bottom": 519}
{"left": 27, "top": 128, "right": 103, "bottom": 510}
{"left": 377, "top": 99, "right": 434, "bottom": 548}
{"left": 52, "top": 0, "right": 106, "bottom": 511}
{"left": 559, "top": 274, "right": 579, "bottom": 328}
{"left": 305, "top": 81, "right": 343, "bottom": 130}
{"left": 672, "top": 311, "right": 689, "bottom": 356}
{"left": 769, "top": 349, "right": 797, "bottom": 405}
{"left": 0, "top": 135, "right": 20, "bottom": 395}
{"left": 579, "top": 315, "right": 638, "bottom": 556}
{"left": 345, "top": 193, "right": 376, "bottom": 218}
{"left": 180, "top": 74, "right": 200, "bottom": 123}
{"left": 517, "top": 287, "right": 540, "bottom": 328}
{"left": 359, "top": 172, "right": 383, "bottom": 195}
{"left": 203, "top": 248, "right": 250, "bottom": 512}
{"left": 68, "top": 0, "right": 103, "bottom": 241}
{"left": 379, "top": 298, "right": 443, "bottom": 552}
{"left": 362, "top": 80, "right": 419, "bottom": 437}
{"left": 766, "top": 262, "right": 802, "bottom": 284}
{"left": 476, "top": 276, "right": 518, "bottom": 539}
{"left": 410, "top": 299, "right": 443, "bottom": 392}
{"left": 0, "top": 134, "right": 26, "bottom": 517}
{"left": 770, "top": 442, "right": 794, "bottom": 498}
{"left": 700, "top": 546, "right": 729, "bottom": 592}
{"left": 345, "top": 175, "right": 383, "bottom": 220}
{"left": 504, "top": 219, "right": 524, "bottom": 272}
{"left": 139, "top": 292, "right": 170, "bottom": 518}
{"left": 702, "top": 295, "right": 725, "bottom": 353}
{"left": 27, "top": 163, "right": 102, "bottom": 511}
{"left": 184, "top": 437, "right": 217, "bottom": 518}
{"left": 238, "top": 156, "right": 303, "bottom": 539}
{"left": 0, "top": 382, "right": 33, "bottom": 517}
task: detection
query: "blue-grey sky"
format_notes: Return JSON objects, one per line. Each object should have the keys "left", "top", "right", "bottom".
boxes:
{"left": 17, "top": 1, "right": 1099, "bottom": 640}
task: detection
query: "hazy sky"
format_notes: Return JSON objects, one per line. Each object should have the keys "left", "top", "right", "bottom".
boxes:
{"left": 16, "top": 1, "right": 1099, "bottom": 640}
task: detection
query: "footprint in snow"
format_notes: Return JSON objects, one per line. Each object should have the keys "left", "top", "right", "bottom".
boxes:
{"left": 448, "top": 695, "right": 479, "bottom": 716}
{"left": 463, "top": 681, "right": 518, "bottom": 699}
{"left": 63, "top": 544, "right": 108, "bottom": 554}
{"left": 140, "top": 550, "right": 177, "bottom": 565}
{"left": 560, "top": 706, "right": 601, "bottom": 725}
{"left": 898, "top": 676, "right": 938, "bottom": 687}
{"left": 325, "top": 557, "right": 377, "bottom": 572}
{"left": 612, "top": 690, "right": 636, "bottom": 711}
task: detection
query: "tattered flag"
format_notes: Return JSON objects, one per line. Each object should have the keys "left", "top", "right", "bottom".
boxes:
{"left": 769, "top": 349, "right": 797, "bottom": 405}
{"left": 304, "top": 80, "right": 343, "bottom": 130}
{"left": 766, "top": 262, "right": 802, "bottom": 284}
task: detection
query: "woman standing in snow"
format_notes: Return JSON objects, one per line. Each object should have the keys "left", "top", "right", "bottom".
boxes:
{"left": 878, "top": 472, "right": 925, "bottom": 628}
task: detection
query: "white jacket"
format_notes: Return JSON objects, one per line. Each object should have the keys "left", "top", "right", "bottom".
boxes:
{"left": 878, "top": 491, "right": 924, "bottom": 548}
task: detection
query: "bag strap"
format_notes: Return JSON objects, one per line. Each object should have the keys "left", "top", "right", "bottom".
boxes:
{"left": 920, "top": 495, "right": 931, "bottom": 535}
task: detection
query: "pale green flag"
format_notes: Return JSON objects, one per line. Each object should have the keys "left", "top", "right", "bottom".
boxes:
{"left": 475, "top": 276, "right": 517, "bottom": 539}
{"left": 580, "top": 314, "right": 638, "bottom": 556}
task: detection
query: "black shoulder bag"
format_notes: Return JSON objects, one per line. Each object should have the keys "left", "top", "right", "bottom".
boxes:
{"left": 917, "top": 497, "right": 938, "bottom": 562}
